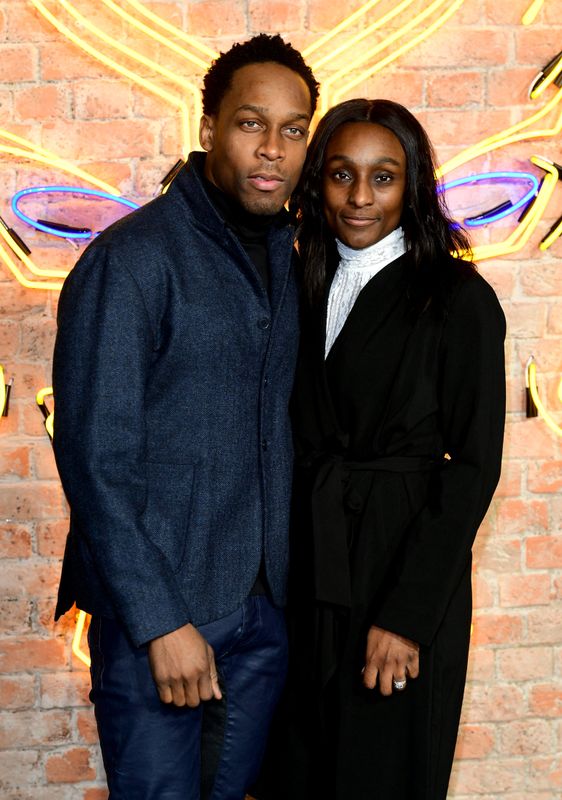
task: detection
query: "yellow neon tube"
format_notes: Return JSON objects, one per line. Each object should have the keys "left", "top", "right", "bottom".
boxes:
{"left": 0, "top": 222, "right": 69, "bottom": 280}
{"left": 522, "top": 0, "right": 544, "bottom": 25}
{"left": 100, "top": 0, "right": 212, "bottom": 71}
{"left": 318, "top": 0, "right": 463, "bottom": 113}
{"left": 52, "top": 0, "right": 198, "bottom": 152}
{"left": 468, "top": 156, "right": 558, "bottom": 261}
{"left": 30, "top": 0, "right": 192, "bottom": 156}
{"left": 530, "top": 57, "right": 562, "bottom": 100}
{"left": 438, "top": 89, "right": 562, "bottom": 177}
{"left": 527, "top": 358, "right": 562, "bottom": 437}
{"left": 0, "top": 243, "right": 64, "bottom": 291}
{"left": 304, "top": 0, "right": 387, "bottom": 59}
{"left": 72, "top": 609, "right": 91, "bottom": 667}
{"left": 36, "top": 386, "right": 54, "bottom": 439}
{"left": 310, "top": 0, "right": 418, "bottom": 73}
{"left": 539, "top": 217, "right": 562, "bottom": 250}
{"left": 0, "top": 365, "right": 5, "bottom": 418}
{"left": 121, "top": 0, "right": 218, "bottom": 60}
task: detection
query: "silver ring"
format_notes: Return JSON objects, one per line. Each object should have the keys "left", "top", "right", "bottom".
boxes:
{"left": 393, "top": 678, "right": 407, "bottom": 691}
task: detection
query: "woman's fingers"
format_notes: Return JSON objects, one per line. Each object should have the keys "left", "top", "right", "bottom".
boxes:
{"left": 363, "top": 625, "right": 420, "bottom": 695}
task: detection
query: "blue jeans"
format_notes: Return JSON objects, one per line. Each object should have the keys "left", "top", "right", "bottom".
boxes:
{"left": 88, "top": 596, "right": 288, "bottom": 799}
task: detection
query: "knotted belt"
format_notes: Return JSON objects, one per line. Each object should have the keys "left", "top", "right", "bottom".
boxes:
{"left": 309, "top": 454, "right": 435, "bottom": 609}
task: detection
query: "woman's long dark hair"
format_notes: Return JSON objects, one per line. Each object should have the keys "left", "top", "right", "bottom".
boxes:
{"left": 290, "top": 99, "right": 472, "bottom": 309}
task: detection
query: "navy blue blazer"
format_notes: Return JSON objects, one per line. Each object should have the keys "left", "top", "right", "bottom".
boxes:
{"left": 53, "top": 152, "right": 300, "bottom": 647}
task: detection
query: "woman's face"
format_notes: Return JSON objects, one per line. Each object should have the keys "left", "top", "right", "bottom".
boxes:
{"left": 322, "top": 121, "right": 407, "bottom": 250}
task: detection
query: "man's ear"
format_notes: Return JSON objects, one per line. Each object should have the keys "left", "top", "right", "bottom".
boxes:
{"left": 199, "top": 114, "right": 215, "bottom": 152}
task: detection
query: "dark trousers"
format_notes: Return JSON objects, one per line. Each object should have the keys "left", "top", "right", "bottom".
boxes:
{"left": 88, "top": 596, "right": 288, "bottom": 800}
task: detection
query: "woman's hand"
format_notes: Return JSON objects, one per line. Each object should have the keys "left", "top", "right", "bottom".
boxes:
{"left": 363, "top": 625, "right": 419, "bottom": 696}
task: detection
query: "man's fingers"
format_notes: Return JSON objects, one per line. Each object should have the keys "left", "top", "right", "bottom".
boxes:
{"left": 157, "top": 683, "right": 174, "bottom": 704}
{"left": 207, "top": 648, "right": 222, "bottom": 700}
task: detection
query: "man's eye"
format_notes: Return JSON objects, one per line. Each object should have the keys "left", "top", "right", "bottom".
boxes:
{"left": 284, "top": 127, "right": 306, "bottom": 139}
{"left": 241, "top": 120, "right": 261, "bottom": 130}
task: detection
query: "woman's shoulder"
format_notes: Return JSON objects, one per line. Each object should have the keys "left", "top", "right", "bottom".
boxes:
{"left": 441, "top": 257, "right": 506, "bottom": 334}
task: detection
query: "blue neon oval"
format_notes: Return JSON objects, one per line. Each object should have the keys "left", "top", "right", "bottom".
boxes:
{"left": 11, "top": 185, "right": 140, "bottom": 240}
{"left": 438, "top": 171, "right": 539, "bottom": 227}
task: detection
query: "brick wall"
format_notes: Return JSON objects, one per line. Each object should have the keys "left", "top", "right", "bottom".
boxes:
{"left": 0, "top": 0, "right": 560, "bottom": 797}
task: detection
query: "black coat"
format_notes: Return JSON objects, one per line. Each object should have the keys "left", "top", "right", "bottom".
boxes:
{"left": 259, "top": 253, "right": 506, "bottom": 800}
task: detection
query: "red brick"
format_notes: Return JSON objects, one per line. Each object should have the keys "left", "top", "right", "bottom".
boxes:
{"left": 0, "top": 675, "right": 36, "bottom": 709}
{"left": 503, "top": 301, "right": 547, "bottom": 338}
{"left": 427, "top": 71, "right": 484, "bottom": 108}
{"left": 516, "top": 29, "right": 562, "bottom": 65}
{"left": 474, "top": 536, "right": 521, "bottom": 573}
{"left": 0, "top": 597, "right": 33, "bottom": 635}
{"left": 32, "top": 442, "right": 59, "bottom": 480}
{"left": 0, "top": 522, "right": 32, "bottom": 558}
{"left": 471, "top": 613, "right": 523, "bottom": 646}
{"left": 504, "top": 419, "right": 557, "bottom": 461}
{"left": 0, "top": 638, "right": 67, "bottom": 672}
{"left": 0, "top": 750, "right": 43, "bottom": 795}
{"left": 39, "top": 42, "right": 113, "bottom": 81}
{"left": 0, "top": 709, "right": 71, "bottom": 747}
{"left": 76, "top": 709, "right": 99, "bottom": 745}
{"left": 249, "top": 0, "right": 303, "bottom": 32}
{"left": 499, "top": 573, "right": 552, "bottom": 607}
{"left": 487, "top": 66, "right": 537, "bottom": 107}
{"left": 528, "top": 461, "right": 562, "bottom": 494}
{"left": 41, "top": 120, "right": 157, "bottom": 161}
{"left": 0, "top": 442, "right": 31, "bottom": 478}
{"left": 188, "top": 0, "right": 246, "bottom": 36}
{"left": 307, "top": 0, "right": 361, "bottom": 31}
{"left": 45, "top": 747, "right": 96, "bottom": 783}
{"left": 19, "top": 315, "right": 57, "bottom": 362}
{"left": 73, "top": 80, "right": 132, "bottom": 120}
{"left": 526, "top": 606, "right": 562, "bottom": 645}
{"left": 449, "top": 756, "right": 526, "bottom": 794}
{"left": 0, "top": 320, "right": 19, "bottom": 359}
{"left": 466, "top": 646, "right": 495, "bottom": 682}
{"left": 521, "top": 261, "right": 562, "bottom": 297}
{"left": 404, "top": 29, "right": 510, "bottom": 69}
{"left": 0, "top": 45, "right": 36, "bottom": 82}
{"left": 14, "top": 84, "right": 68, "bottom": 121}
{"left": 528, "top": 755, "right": 562, "bottom": 791}
{"left": 354, "top": 70, "right": 423, "bottom": 109}
{"left": 5, "top": 2, "right": 60, "bottom": 42}
{"left": 529, "top": 684, "right": 562, "bottom": 717}
{"left": 494, "top": 496, "right": 549, "bottom": 532}
{"left": 82, "top": 790, "right": 109, "bottom": 800}
{"left": 473, "top": 573, "right": 495, "bottom": 609}
{"left": 498, "top": 646, "right": 554, "bottom": 681}
{"left": 527, "top": 536, "right": 562, "bottom": 569}
{"left": 0, "top": 482, "right": 65, "bottom": 520}
{"left": 494, "top": 461, "right": 522, "bottom": 498}
{"left": 501, "top": 718, "right": 555, "bottom": 756}
{"left": 37, "top": 519, "right": 69, "bottom": 558}
{"left": 462, "top": 684, "right": 526, "bottom": 722}
{"left": 455, "top": 723, "right": 495, "bottom": 759}
{"left": 40, "top": 672, "right": 91, "bottom": 709}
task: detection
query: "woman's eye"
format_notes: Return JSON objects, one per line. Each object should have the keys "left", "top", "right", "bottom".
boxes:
{"left": 375, "top": 173, "right": 393, "bottom": 183}
{"left": 332, "top": 171, "right": 351, "bottom": 182}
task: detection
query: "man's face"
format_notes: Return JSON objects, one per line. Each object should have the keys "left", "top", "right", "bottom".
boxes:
{"left": 200, "top": 61, "right": 312, "bottom": 215}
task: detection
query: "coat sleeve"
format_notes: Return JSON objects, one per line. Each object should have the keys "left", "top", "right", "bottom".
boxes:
{"left": 52, "top": 242, "right": 191, "bottom": 646}
{"left": 372, "top": 273, "right": 506, "bottom": 646}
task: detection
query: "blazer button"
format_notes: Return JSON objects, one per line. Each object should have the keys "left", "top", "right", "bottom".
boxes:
{"left": 261, "top": 439, "right": 268, "bottom": 451}
{"left": 258, "top": 317, "right": 270, "bottom": 330}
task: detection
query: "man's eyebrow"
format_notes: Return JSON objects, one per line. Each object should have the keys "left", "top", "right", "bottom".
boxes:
{"left": 326, "top": 154, "right": 402, "bottom": 167}
{"left": 235, "top": 104, "right": 311, "bottom": 121}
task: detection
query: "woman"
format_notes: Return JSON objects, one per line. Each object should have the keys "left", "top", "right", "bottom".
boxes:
{"left": 258, "top": 100, "right": 506, "bottom": 800}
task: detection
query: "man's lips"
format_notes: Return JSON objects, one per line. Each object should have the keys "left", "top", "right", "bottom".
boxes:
{"left": 248, "top": 173, "right": 285, "bottom": 192}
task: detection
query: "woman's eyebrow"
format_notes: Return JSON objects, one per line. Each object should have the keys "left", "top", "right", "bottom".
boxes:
{"left": 325, "top": 154, "right": 402, "bottom": 167}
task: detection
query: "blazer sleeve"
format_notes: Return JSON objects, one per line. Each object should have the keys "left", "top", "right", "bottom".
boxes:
{"left": 52, "top": 241, "right": 191, "bottom": 646}
{"left": 372, "top": 273, "right": 506, "bottom": 646}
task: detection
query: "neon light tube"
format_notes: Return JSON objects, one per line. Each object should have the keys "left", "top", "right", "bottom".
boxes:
{"left": 12, "top": 186, "right": 139, "bottom": 240}
{"left": 527, "top": 358, "right": 562, "bottom": 437}
{"left": 438, "top": 171, "right": 540, "bottom": 227}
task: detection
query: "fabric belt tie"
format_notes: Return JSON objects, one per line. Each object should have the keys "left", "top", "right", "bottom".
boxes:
{"left": 310, "top": 454, "right": 434, "bottom": 609}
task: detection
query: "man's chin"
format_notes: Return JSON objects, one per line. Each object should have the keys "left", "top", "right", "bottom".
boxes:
{"left": 241, "top": 196, "right": 286, "bottom": 216}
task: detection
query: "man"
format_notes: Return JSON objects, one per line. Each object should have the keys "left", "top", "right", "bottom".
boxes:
{"left": 52, "top": 34, "right": 319, "bottom": 799}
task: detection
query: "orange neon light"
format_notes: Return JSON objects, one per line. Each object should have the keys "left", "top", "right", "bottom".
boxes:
{"left": 72, "top": 609, "right": 91, "bottom": 667}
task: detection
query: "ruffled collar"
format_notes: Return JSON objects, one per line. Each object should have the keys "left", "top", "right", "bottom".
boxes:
{"left": 335, "top": 226, "right": 406, "bottom": 271}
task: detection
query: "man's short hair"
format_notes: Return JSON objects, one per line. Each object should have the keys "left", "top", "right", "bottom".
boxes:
{"left": 202, "top": 33, "right": 319, "bottom": 117}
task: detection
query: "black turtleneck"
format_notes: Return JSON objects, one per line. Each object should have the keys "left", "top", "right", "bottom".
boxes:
{"left": 203, "top": 173, "right": 286, "bottom": 296}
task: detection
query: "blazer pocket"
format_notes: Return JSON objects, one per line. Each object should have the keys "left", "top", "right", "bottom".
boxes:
{"left": 142, "top": 461, "right": 196, "bottom": 573}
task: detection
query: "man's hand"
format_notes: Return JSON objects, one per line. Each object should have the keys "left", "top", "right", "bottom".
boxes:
{"left": 362, "top": 625, "right": 419, "bottom": 696}
{"left": 148, "top": 623, "right": 222, "bottom": 707}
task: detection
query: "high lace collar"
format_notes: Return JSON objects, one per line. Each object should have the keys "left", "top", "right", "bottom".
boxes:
{"left": 335, "top": 227, "right": 406, "bottom": 271}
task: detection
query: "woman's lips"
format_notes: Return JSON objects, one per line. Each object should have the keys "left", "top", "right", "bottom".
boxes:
{"left": 342, "top": 216, "right": 378, "bottom": 227}
{"left": 248, "top": 175, "right": 284, "bottom": 192}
